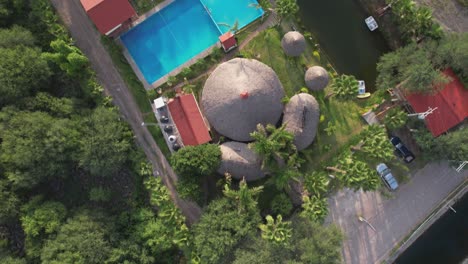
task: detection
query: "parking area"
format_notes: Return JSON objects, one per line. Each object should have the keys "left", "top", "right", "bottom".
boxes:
{"left": 326, "top": 161, "right": 468, "bottom": 264}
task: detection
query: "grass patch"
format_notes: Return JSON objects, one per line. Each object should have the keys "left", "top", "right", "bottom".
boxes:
{"left": 242, "top": 27, "right": 317, "bottom": 95}
{"left": 129, "top": 0, "right": 164, "bottom": 14}
{"left": 101, "top": 37, "right": 152, "bottom": 113}
{"left": 143, "top": 114, "right": 171, "bottom": 157}
{"left": 101, "top": 37, "right": 172, "bottom": 159}
{"left": 243, "top": 27, "right": 367, "bottom": 172}
{"left": 301, "top": 91, "right": 366, "bottom": 171}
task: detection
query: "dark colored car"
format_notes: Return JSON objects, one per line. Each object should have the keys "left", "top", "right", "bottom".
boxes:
{"left": 390, "top": 136, "right": 415, "bottom": 163}
{"left": 376, "top": 163, "right": 399, "bottom": 191}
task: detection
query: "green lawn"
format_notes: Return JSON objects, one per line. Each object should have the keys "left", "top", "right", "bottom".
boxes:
{"left": 143, "top": 114, "right": 171, "bottom": 157}
{"left": 242, "top": 27, "right": 367, "bottom": 171}
{"left": 242, "top": 28, "right": 313, "bottom": 95}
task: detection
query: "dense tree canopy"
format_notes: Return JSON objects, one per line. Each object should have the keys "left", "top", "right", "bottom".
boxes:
{"left": 414, "top": 127, "right": 467, "bottom": 161}
{"left": 0, "top": 111, "right": 79, "bottom": 188}
{"left": 170, "top": 144, "right": 221, "bottom": 178}
{"left": 0, "top": 46, "right": 51, "bottom": 106}
{"left": 40, "top": 210, "right": 112, "bottom": 264}
{"left": 20, "top": 196, "right": 67, "bottom": 259}
{"left": 0, "top": 25, "right": 35, "bottom": 48}
{"left": 0, "top": 179, "right": 20, "bottom": 224}
{"left": 43, "top": 39, "right": 89, "bottom": 77}
{"left": 233, "top": 216, "right": 343, "bottom": 264}
{"left": 377, "top": 34, "right": 468, "bottom": 92}
{"left": 78, "top": 107, "right": 131, "bottom": 177}
{"left": 191, "top": 198, "right": 261, "bottom": 263}
{"left": 275, "top": 0, "right": 299, "bottom": 23}
{"left": 388, "top": 0, "right": 442, "bottom": 42}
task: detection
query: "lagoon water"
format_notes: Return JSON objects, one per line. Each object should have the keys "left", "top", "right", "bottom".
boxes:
{"left": 297, "top": 0, "right": 389, "bottom": 90}
{"left": 396, "top": 192, "right": 468, "bottom": 264}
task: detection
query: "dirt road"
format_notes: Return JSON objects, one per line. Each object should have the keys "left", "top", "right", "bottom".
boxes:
{"left": 49, "top": 0, "right": 202, "bottom": 224}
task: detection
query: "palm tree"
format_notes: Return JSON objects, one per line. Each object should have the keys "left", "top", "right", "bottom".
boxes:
{"left": 275, "top": 0, "right": 299, "bottom": 24}
{"left": 304, "top": 171, "right": 329, "bottom": 197}
{"left": 230, "top": 20, "right": 239, "bottom": 34}
{"left": 356, "top": 125, "right": 395, "bottom": 161}
{"left": 384, "top": 108, "right": 408, "bottom": 130}
{"left": 223, "top": 174, "right": 263, "bottom": 213}
{"left": 269, "top": 167, "right": 301, "bottom": 191}
{"left": 259, "top": 214, "right": 292, "bottom": 245}
{"left": 249, "top": 124, "right": 297, "bottom": 170}
{"left": 300, "top": 195, "right": 328, "bottom": 223}
{"left": 326, "top": 152, "right": 381, "bottom": 191}
{"left": 336, "top": 154, "right": 381, "bottom": 191}
{"left": 329, "top": 74, "right": 359, "bottom": 100}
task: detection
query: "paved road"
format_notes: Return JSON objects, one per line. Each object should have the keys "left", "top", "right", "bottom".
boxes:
{"left": 327, "top": 161, "right": 468, "bottom": 264}
{"left": 50, "top": 0, "right": 201, "bottom": 224}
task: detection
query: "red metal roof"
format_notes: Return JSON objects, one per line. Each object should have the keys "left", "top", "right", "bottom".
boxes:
{"left": 219, "top": 32, "right": 237, "bottom": 51}
{"left": 168, "top": 94, "right": 211, "bottom": 146}
{"left": 80, "top": 0, "right": 136, "bottom": 35}
{"left": 406, "top": 69, "right": 468, "bottom": 137}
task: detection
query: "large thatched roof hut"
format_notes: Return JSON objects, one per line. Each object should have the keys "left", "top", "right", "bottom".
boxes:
{"left": 201, "top": 58, "right": 285, "bottom": 142}
{"left": 282, "top": 93, "right": 320, "bottom": 151}
{"left": 281, "top": 31, "right": 306, "bottom": 57}
{"left": 305, "top": 66, "right": 329, "bottom": 91}
{"left": 217, "top": 141, "right": 265, "bottom": 182}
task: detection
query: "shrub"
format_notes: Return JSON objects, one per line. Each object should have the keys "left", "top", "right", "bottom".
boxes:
{"left": 271, "top": 193, "right": 293, "bottom": 216}
{"left": 170, "top": 144, "right": 221, "bottom": 178}
{"left": 89, "top": 187, "right": 112, "bottom": 202}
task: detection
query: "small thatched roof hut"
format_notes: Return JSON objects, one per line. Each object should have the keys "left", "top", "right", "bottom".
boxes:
{"left": 201, "top": 58, "right": 285, "bottom": 142}
{"left": 217, "top": 141, "right": 265, "bottom": 182}
{"left": 281, "top": 31, "right": 306, "bottom": 57}
{"left": 282, "top": 93, "right": 320, "bottom": 151}
{"left": 305, "top": 66, "right": 329, "bottom": 91}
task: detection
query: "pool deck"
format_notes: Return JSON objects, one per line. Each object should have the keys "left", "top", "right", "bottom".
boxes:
{"left": 131, "top": 0, "right": 175, "bottom": 27}
{"left": 118, "top": 37, "right": 220, "bottom": 90}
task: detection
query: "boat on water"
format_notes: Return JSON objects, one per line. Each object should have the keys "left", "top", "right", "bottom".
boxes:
{"left": 357, "top": 80, "right": 371, "bottom": 98}
{"left": 365, "top": 16, "right": 378, "bottom": 31}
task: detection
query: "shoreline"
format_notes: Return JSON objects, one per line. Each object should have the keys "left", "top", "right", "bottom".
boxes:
{"left": 385, "top": 179, "right": 468, "bottom": 263}
{"left": 353, "top": 0, "right": 403, "bottom": 50}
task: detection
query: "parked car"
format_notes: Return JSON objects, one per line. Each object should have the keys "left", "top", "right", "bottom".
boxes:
{"left": 376, "top": 163, "right": 399, "bottom": 191}
{"left": 390, "top": 136, "right": 415, "bottom": 163}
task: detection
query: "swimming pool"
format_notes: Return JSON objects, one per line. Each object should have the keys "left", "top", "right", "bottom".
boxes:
{"left": 121, "top": 0, "right": 264, "bottom": 85}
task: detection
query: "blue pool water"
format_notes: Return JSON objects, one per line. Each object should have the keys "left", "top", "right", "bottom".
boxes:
{"left": 121, "top": 0, "right": 263, "bottom": 84}
{"left": 201, "top": 0, "right": 265, "bottom": 34}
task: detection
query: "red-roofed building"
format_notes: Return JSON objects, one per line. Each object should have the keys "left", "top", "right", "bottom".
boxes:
{"left": 405, "top": 69, "right": 468, "bottom": 137}
{"left": 80, "top": 0, "right": 136, "bottom": 36}
{"left": 168, "top": 94, "right": 211, "bottom": 146}
{"left": 219, "top": 32, "right": 237, "bottom": 52}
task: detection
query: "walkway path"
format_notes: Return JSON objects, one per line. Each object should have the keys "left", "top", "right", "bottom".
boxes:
{"left": 50, "top": 0, "right": 202, "bottom": 224}
{"left": 327, "top": 161, "right": 468, "bottom": 264}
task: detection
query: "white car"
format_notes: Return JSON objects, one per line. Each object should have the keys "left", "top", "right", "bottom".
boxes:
{"left": 376, "top": 163, "right": 399, "bottom": 191}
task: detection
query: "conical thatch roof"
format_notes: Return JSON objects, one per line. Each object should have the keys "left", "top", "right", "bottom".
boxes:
{"left": 201, "top": 58, "right": 285, "bottom": 142}
{"left": 281, "top": 31, "right": 306, "bottom": 57}
{"left": 217, "top": 141, "right": 265, "bottom": 182}
{"left": 305, "top": 66, "right": 329, "bottom": 91}
{"left": 282, "top": 93, "right": 320, "bottom": 151}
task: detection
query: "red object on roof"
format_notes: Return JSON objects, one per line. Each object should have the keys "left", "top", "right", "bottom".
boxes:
{"left": 168, "top": 94, "right": 211, "bottom": 146}
{"left": 80, "top": 0, "right": 136, "bottom": 35}
{"left": 219, "top": 32, "right": 237, "bottom": 52}
{"left": 240, "top": 91, "right": 249, "bottom": 99}
{"left": 406, "top": 69, "right": 468, "bottom": 137}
